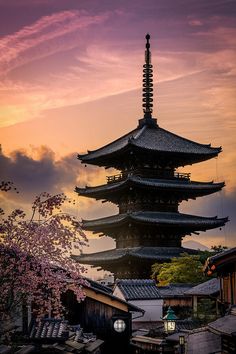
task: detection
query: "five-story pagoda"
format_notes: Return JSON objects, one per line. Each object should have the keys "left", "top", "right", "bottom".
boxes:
{"left": 75, "top": 34, "right": 228, "bottom": 279}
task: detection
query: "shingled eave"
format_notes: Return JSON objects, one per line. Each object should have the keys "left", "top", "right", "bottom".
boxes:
{"left": 75, "top": 178, "right": 225, "bottom": 198}
{"left": 81, "top": 212, "right": 228, "bottom": 233}
{"left": 204, "top": 247, "right": 236, "bottom": 274}
{"left": 72, "top": 246, "right": 199, "bottom": 265}
{"left": 136, "top": 126, "right": 222, "bottom": 155}
{"left": 77, "top": 128, "right": 138, "bottom": 162}
{"left": 77, "top": 125, "right": 222, "bottom": 165}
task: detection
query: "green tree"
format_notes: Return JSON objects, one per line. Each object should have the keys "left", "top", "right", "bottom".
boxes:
{"left": 151, "top": 253, "right": 209, "bottom": 285}
{"left": 151, "top": 245, "right": 228, "bottom": 286}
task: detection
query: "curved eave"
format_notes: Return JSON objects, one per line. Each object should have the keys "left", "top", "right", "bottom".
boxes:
{"left": 75, "top": 179, "right": 225, "bottom": 200}
{"left": 78, "top": 144, "right": 221, "bottom": 167}
{"left": 77, "top": 128, "right": 138, "bottom": 164}
{"left": 82, "top": 212, "right": 228, "bottom": 234}
{"left": 77, "top": 125, "right": 222, "bottom": 167}
{"left": 204, "top": 247, "right": 236, "bottom": 274}
{"left": 73, "top": 246, "right": 199, "bottom": 265}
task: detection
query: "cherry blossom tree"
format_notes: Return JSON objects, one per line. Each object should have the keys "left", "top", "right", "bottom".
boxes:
{"left": 0, "top": 182, "right": 87, "bottom": 327}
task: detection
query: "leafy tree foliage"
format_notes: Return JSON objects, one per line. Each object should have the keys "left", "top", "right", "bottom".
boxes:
{"left": 0, "top": 182, "right": 87, "bottom": 326}
{"left": 151, "top": 253, "right": 210, "bottom": 285}
{"left": 151, "top": 245, "right": 228, "bottom": 286}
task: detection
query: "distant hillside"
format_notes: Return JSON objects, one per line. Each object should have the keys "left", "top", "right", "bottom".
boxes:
{"left": 183, "top": 240, "right": 210, "bottom": 251}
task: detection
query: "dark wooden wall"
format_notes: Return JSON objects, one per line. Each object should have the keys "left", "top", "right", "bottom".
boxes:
{"left": 63, "top": 290, "right": 132, "bottom": 352}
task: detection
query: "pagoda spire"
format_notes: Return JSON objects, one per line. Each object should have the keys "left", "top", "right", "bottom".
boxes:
{"left": 139, "top": 34, "right": 157, "bottom": 128}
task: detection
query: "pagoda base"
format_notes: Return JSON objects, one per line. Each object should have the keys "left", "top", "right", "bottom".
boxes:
{"left": 73, "top": 246, "right": 199, "bottom": 279}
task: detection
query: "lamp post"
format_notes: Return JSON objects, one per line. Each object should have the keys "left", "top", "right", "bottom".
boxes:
{"left": 179, "top": 335, "right": 185, "bottom": 354}
{"left": 162, "top": 306, "right": 178, "bottom": 334}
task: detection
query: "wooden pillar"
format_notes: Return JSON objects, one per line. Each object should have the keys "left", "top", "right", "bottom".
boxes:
{"left": 193, "top": 296, "right": 198, "bottom": 316}
{"left": 215, "top": 299, "right": 219, "bottom": 316}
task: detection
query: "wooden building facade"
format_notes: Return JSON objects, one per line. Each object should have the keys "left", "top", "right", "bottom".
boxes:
{"left": 63, "top": 279, "right": 144, "bottom": 353}
{"left": 205, "top": 247, "right": 236, "bottom": 307}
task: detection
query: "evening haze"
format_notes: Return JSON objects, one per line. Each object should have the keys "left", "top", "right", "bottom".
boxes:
{"left": 0, "top": 0, "right": 236, "bottom": 272}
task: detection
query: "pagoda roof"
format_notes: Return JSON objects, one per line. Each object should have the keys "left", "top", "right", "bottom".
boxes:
{"left": 78, "top": 124, "right": 221, "bottom": 167}
{"left": 82, "top": 211, "right": 228, "bottom": 233}
{"left": 76, "top": 176, "right": 224, "bottom": 200}
{"left": 73, "top": 246, "right": 199, "bottom": 265}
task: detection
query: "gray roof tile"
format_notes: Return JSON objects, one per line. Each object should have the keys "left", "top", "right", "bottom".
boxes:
{"left": 184, "top": 278, "right": 220, "bottom": 296}
{"left": 115, "top": 279, "right": 161, "bottom": 300}
{"left": 76, "top": 176, "right": 224, "bottom": 197}
{"left": 73, "top": 246, "right": 198, "bottom": 264}
{"left": 208, "top": 314, "right": 236, "bottom": 335}
{"left": 82, "top": 211, "right": 228, "bottom": 231}
{"left": 79, "top": 125, "right": 221, "bottom": 163}
{"left": 158, "top": 283, "right": 194, "bottom": 297}
{"left": 187, "top": 328, "right": 221, "bottom": 354}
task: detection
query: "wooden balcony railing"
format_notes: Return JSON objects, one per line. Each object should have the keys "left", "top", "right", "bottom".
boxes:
{"left": 174, "top": 172, "right": 191, "bottom": 180}
{"left": 106, "top": 171, "right": 191, "bottom": 183}
{"left": 107, "top": 173, "right": 127, "bottom": 183}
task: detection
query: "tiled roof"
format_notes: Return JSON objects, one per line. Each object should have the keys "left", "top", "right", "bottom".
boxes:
{"left": 204, "top": 247, "right": 236, "bottom": 274}
{"left": 158, "top": 283, "right": 194, "bottom": 298}
{"left": 73, "top": 246, "right": 198, "bottom": 264}
{"left": 115, "top": 279, "right": 161, "bottom": 300}
{"left": 76, "top": 176, "right": 224, "bottom": 198}
{"left": 184, "top": 278, "right": 220, "bottom": 296}
{"left": 29, "top": 319, "right": 68, "bottom": 340}
{"left": 83, "top": 277, "right": 144, "bottom": 313}
{"left": 187, "top": 328, "right": 221, "bottom": 354}
{"left": 84, "top": 277, "right": 113, "bottom": 294}
{"left": 79, "top": 125, "right": 221, "bottom": 164}
{"left": 207, "top": 247, "right": 236, "bottom": 264}
{"left": 82, "top": 211, "right": 228, "bottom": 232}
{"left": 208, "top": 314, "right": 236, "bottom": 335}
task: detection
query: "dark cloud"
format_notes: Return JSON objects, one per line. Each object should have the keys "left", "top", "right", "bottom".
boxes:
{"left": 0, "top": 146, "right": 99, "bottom": 203}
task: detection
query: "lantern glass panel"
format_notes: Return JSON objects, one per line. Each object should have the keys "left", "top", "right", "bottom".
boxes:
{"left": 114, "top": 319, "right": 126, "bottom": 333}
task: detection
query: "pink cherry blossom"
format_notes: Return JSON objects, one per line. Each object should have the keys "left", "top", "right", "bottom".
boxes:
{"left": 0, "top": 182, "right": 88, "bottom": 325}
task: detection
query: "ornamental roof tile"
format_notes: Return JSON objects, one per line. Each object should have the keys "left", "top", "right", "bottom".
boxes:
{"left": 207, "top": 247, "right": 236, "bottom": 264}
{"left": 73, "top": 246, "right": 198, "bottom": 264}
{"left": 79, "top": 125, "right": 221, "bottom": 163}
{"left": 115, "top": 279, "right": 161, "bottom": 300}
{"left": 82, "top": 211, "right": 228, "bottom": 231}
{"left": 184, "top": 278, "right": 220, "bottom": 296}
{"left": 204, "top": 247, "right": 236, "bottom": 274}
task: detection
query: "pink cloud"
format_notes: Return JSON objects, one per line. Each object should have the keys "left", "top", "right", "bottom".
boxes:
{"left": 0, "top": 10, "right": 110, "bottom": 75}
{"left": 188, "top": 19, "right": 203, "bottom": 27}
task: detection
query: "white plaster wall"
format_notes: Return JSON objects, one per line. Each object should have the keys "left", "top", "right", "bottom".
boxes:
{"left": 130, "top": 299, "right": 163, "bottom": 322}
{"left": 113, "top": 286, "right": 126, "bottom": 300}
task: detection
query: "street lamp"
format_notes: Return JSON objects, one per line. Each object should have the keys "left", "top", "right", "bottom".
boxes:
{"left": 179, "top": 335, "right": 185, "bottom": 354}
{"left": 162, "top": 306, "right": 178, "bottom": 333}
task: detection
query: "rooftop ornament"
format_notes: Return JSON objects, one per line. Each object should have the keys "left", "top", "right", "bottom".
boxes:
{"left": 162, "top": 306, "right": 178, "bottom": 333}
{"left": 139, "top": 33, "right": 157, "bottom": 128}
{"left": 143, "top": 33, "right": 153, "bottom": 119}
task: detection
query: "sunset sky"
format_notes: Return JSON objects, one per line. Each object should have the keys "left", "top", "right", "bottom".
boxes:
{"left": 0, "top": 0, "right": 236, "bottom": 271}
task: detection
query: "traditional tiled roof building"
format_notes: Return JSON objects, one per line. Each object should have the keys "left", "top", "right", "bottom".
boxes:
{"left": 75, "top": 34, "right": 227, "bottom": 279}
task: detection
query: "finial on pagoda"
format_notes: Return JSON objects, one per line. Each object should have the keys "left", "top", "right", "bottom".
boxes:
{"left": 143, "top": 33, "right": 153, "bottom": 118}
{"left": 138, "top": 34, "right": 157, "bottom": 128}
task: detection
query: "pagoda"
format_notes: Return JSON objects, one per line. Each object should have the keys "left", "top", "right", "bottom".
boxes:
{"left": 75, "top": 34, "right": 228, "bottom": 279}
